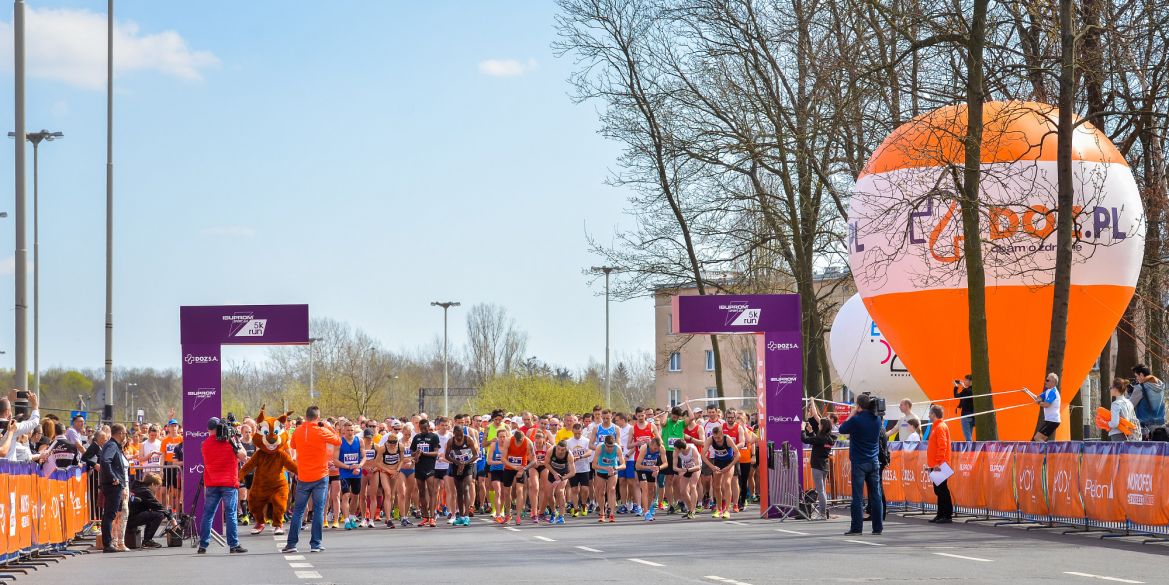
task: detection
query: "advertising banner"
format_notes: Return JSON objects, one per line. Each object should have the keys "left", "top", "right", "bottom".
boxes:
{"left": 1080, "top": 442, "right": 1125, "bottom": 523}
{"left": 981, "top": 441, "right": 1017, "bottom": 514}
{"left": 1117, "top": 441, "right": 1167, "bottom": 526}
{"left": 950, "top": 442, "right": 986, "bottom": 509}
{"left": 882, "top": 449, "right": 905, "bottom": 503}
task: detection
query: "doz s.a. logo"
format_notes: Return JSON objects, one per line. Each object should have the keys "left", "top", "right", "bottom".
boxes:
{"left": 184, "top": 354, "right": 218, "bottom": 365}
{"left": 766, "top": 341, "right": 798, "bottom": 351}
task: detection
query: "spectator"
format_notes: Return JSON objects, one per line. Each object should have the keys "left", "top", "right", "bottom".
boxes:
{"left": 1033, "top": 373, "right": 1061, "bottom": 442}
{"left": 43, "top": 422, "right": 80, "bottom": 477}
{"left": 886, "top": 399, "right": 920, "bottom": 441}
{"left": 1130, "top": 364, "right": 1165, "bottom": 436}
{"left": 99, "top": 424, "right": 129, "bottom": 553}
{"left": 65, "top": 415, "right": 87, "bottom": 451}
{"left": 839, "top": 393, "right": 883, "bottom": 536}
{"left": 1108, "top": 378, "right": 1139, "bottom": 441}
{"left": 906, "top": 418, "right": 922, "bottom": 442}
{"left": 952, "top": 375, "right": 975, "bottom": 441}
{"left": 0, "top": 390, "right": 40, "bottom": 461}
{"left": 802, "top": 401, "right": 836, "bottom": 520}
{"left": 925, "top": 404, "right": 953, "bottom": 524}
{"left": 197, "top": 417, "right": 247, "bottom": 555}
{"left": 139, "top": 425, "right": 163, "bottom": 476}
{"left": 282, "top": 405, "right": 341, "bottom": 554}
{"left": 127, "top": 473, "right": 168, "bottom": 549}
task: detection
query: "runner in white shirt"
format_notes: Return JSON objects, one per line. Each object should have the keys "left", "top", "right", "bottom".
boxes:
{"left": 139, "top": 425, "right": 163, "bottom": 473}
{"left": 565, "top": 424, "right": 594, "bottom": 517}
{"left": 433, "top": 417, "right": 455, "bottom": 523}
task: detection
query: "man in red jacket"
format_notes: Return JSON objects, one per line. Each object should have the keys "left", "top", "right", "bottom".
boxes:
{"left": 925, "top": 404, "right": 953, "bottom": 524}
{"left": 198, "top": 417, "right": 247, "bottom": 554}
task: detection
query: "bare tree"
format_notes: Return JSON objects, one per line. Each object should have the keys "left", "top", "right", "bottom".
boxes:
{"left": 465, "top": 303, "right": 528, "bottom": 386}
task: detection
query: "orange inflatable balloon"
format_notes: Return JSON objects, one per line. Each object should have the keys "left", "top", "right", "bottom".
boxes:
{"left": 848, "top": 101, "right": 1144, "bottom": 440}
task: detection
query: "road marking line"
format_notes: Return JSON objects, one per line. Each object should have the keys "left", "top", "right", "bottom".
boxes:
{"left": 576, "top": 546, "right": 603, "bottom": 553}
{"left": 933, "top": 552, "right": 992, "bottom": 562}
{"left": 504, "top": 526, "right": 521, "bottom": 532}
{"left": 284, "top": 555, "right": 305, "bottom": 561}
{"left": 774, "top": 528, "right": 808, "bottom": 536}
{"left": 289, "top": 563, "right": 313, "bottom": 568}
{"left": 844, "top": 539, "right": 884, "bottom": 546}
{"left": 1065, "top": 572, "right": 1144, "bottom": 584}
{"left": 725, "top": 520, "right": 748, "bottom": 526}
{"left": 294, "top": 571, "right": 322, "bottom": 579}
{"left": 629, "top": 558, "right": 665, "bottom": 567}
{"left": 705, "top": 576, "right": 752, "bottom": 585}
{"left": 534, "top": 535, "right": 556, "bottom": 542}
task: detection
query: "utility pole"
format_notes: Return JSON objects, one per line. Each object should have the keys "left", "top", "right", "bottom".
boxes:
{"left": 590, "top": 266, "right": 622, "bottom": 408}
{"left": 13, "top": 0, "right": 28, "bottom": 396}
{"left": 430, "top": 301, "right": 460, "bottom": 417}
{"left": 104, "top": 0, "right": 115, "bottom": 417}
{"left": 308, "top": 337, "right": 321, "bottom": 400}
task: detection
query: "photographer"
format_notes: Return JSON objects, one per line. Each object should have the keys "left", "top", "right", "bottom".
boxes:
{"left": 197, "top": 417, "right": 247, "bottom": 555}
{"left": 0, "top": 390, "right": 41, "bottom": 461}
{"left": 952, "top": 375, "right": 975, "bottom": 441}
{"left": 839, "top": 393, "right": 883, "bottom": 536}
{"left": 1129, "top": 364, "right": 1165, "bottom": 437}
{"left": 127, "top": 473, "right": 169, "bottom": 549}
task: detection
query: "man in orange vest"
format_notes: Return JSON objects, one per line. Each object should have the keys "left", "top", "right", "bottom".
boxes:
{"left": 925, "top": 404, "right": 952, "bottom": 524}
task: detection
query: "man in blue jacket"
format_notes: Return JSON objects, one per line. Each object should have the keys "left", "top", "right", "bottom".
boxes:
{"left": 839, "top": 393, "right": 883, "bottom": 536}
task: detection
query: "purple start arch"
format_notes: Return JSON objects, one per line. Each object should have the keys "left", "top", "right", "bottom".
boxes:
{"left": 180, "top": 304, "right": 309, "bottom": 520}
{"left": 671, "top": 294, "right": 803, "bottom": 517}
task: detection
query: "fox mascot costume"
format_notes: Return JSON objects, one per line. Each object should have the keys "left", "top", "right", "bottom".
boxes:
{"left": 239, "top": 407, "right": 297, "bottom": 534}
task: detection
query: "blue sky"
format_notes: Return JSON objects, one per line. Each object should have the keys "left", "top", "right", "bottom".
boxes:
{"left": 0, "top": 1, "right": 651, "bottom": 371}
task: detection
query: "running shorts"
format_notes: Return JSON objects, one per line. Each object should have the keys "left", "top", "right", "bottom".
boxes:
{"left": 341, "top": 477, "right": 361, "bottom": 495}
{"left": 569, "top": 471, "right": 592, "bottom": 488}
{"left": 434, "top": 469, "right": 448, "bottom": 480}
{"left": 636, "top": 470, "right": 656, "bottom": 483}
{"left": 618, "top": 465, "right": 636, "bottom": 479}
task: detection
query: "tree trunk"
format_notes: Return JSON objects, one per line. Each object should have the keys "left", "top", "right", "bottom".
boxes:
{"left": 1048, "top": 0, "right": 1078, "bottom": 438}
{"left": 962, "top": 0, "right": 998, "bottom": 441}
{"left": 710, "top": 335, "right": 726, "bottom": 399}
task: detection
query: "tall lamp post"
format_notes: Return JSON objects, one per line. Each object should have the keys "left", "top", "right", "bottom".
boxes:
{"left": 13, "top": 0, "right": 28, "bottom": 396}
{"left": 104, "top": 0, "right": 115, "bottom": 419}
{"left": 430, "top": 301, "right": 460, "bottom": 417}
{"left": 8, "top": 130, "right": 63, "bottom": 395}
{"left": 125, "top": 381, "right": 137, "bottom": 422}
{"left": 308, "top": 337, "right": 321, "bottom": 400}
{"left": 590, "top": 266, "right": 623, "bottom": 409}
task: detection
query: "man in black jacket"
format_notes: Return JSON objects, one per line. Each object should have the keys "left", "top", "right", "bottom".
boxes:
{"left": 127, "top": 473, "right": 168, "bottom": 548}
{"left": 99, "top": 424, "right": 129, "bottom": 553}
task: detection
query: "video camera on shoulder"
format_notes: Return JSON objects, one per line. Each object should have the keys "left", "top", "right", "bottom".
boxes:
{"left": 210, "top": 413, "right": 241, "bottom": 442}
{"left": 858, "top": 392, "right": 886, "bottom": 418}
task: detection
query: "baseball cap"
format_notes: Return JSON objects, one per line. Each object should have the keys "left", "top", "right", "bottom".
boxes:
{"left": 479, "top": 415, "right": 490, "bottom": 422}
{"left": 167, "top": 419, "right": 179, "bottom": 426}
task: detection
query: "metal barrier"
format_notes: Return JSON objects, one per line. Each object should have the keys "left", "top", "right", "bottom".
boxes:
{"left": 807, "top": 440, "right": 1169, "bottom": 542}
{"left": 0, "top": 463, "right": 92, "bottom": 568}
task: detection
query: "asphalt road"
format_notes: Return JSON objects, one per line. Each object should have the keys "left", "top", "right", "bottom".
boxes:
{"left": 15, "top": 510, "right": 1169, "bottom": 584}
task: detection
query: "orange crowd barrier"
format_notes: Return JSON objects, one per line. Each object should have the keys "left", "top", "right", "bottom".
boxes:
{"left": 811, "top": 441, "right": 1169, "bottom": 536}
{"left": 0, "top": 463, "right": 91, "bottom": 563}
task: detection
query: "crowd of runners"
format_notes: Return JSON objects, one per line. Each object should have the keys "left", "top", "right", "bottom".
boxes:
{"left": 237, "top": 404, "right": 762, "bottom": 531}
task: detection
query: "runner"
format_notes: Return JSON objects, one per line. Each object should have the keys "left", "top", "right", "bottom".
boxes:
{"left": 659, "top": 407, "right": 687, "bottom": 514}
{"left": 634, "top": 436, "right": 666, "bottom": 521}
{"left": 432, "top": 417, "right": 453, "bottom": 522}
{"left": 499, "top": 429, "right": 536, "bottom": 526}
{"left": 530, "top": 429, "right": 551, "bottom": 524}
{"left": 592, "top": 433, "right": 625, "bottom": 523}
{"left": 410, "top": 419, "right": 442, "bottom": 527}
{"left": 672, "top": 438, "right": 702, "bottom": 519}
{"left": 443, "top": 423, "right": 479, "bottom": 526}
{"left": 325, "top": 438, "right": 342, "bottom": 529}
{"left": 399, "top": 421, "right": 418, "bottom": 524}
{"left": 374, "top": 429, "right": 404, "bottom": 528}
{"left": 335, "top": 421, "right": 366, "bottom": 530}
{"left": 360, "top": 427, "right": 380, "bottom": 527}
{"left": 703, "top": 424, "right": 737, "bottom": 519}
{"left": 545, "top": 439, "right": 574, "bottom": 524}
{"left": 487, "top": 422, "right": 507, "bottom": 522}
{"left": 723, "top": 409, "right": 746, "bottom": 513}
{"left": 589, "top": 410, "right": 618, "bottom": 514}
{"left": 614, "top": 413, "right": 638, "bottom": 514}
{"left": 565, "top": 423, "right": 593, "bottom": 517}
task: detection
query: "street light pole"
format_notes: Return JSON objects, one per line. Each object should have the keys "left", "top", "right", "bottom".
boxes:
{"left": 430, "top": 301, "right": 460, "bottom": 417}
{"left": 308, "top": 337, "right": 321, "bottom": 401}
{"left": 104, "top": 0, "right": 115, "bottom": 415}
{"left": 125, "top": 382, "right": 137, "bottom": 422}
{"left": 13, "top": 0, "right": 28, "bottom": 396}
{"left": 590, "top": 266, "right": 621, "bottom": 408}
{"left": 8, "top": 130, "right": 64, "bottom": 396}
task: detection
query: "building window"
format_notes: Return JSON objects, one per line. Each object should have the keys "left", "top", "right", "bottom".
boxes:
{"left": 705, "top": 350, "right": 715, "bottom": 371}
{"left": 667, "top": 312, "right": 673, "bottom": 335}
{"left": 668, "top": 352, "right": 681, "bottom": 372}
{"left": 668, "top": 388, "right": 681, "bottom": 407}
{"left": 706, "top": 387, "right": 718, "bottom": 408}
{"left": 741, "top": 349, "right": 753, "bottom": 371}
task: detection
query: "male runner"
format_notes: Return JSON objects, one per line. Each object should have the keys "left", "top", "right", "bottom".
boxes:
{"left": 410, "top": 419, "right": 441, "bottom": 527}
{"left": 444, "top": 423, "right": 479, "bottom": 526}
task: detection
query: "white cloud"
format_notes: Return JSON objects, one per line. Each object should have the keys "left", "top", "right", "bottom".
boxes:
{"left": 0, "top": 7, "right": 218, "bottom": 90}
{"left": 200, "top": 226, "right": 255, "bottom": 238}
{"left": 478, "top": 58, "right": 538, "bottom": 78}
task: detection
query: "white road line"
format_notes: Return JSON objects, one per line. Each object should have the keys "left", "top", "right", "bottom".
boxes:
{"left": 774, "top": 528, "right": 808, "bottom": 536}
{"left": 933, "top": 552, "right": 992, "bottom": 562}
{"left": 576, "top": 546, "right": 603, "bottom": 553}
{"left": 534, "top": 535, "right": 556, "bottom": 542}
{"left": 725, "top": 520, "right": 748, "bottom": 526}
{"left": 705, "top": 576, "right": 753, "bottom": 585}
{"left": 1065, "top": 572, "right": 1145, "bottom": 584}
{"left": 844, "top": 539, "right": 884, "bottom": 547}
{"left": 294, "top": 571, "right": 323, "bottom": 579}
{"left": 504, "top": 526, "right": 521, "bottom": 532}
{"left": 629, "top": 558, "right": 665, "bottom": 567}
{"left": 288, "top": 563, "right": 313, "bottom": 568}
{"left": 284, "top": 555, "right": 306, "bottom": 561}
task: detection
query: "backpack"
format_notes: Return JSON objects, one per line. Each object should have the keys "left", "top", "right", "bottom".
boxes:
{"left": 877, "top": 433, "right": 890, "bottom": 467}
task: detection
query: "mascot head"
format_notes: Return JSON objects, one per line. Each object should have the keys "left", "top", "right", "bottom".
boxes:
{"left": 254, "top": 406, "right": 293, "bottom": 452}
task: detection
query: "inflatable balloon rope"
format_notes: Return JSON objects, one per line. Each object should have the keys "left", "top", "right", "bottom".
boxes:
{"left": 804, "top": 388, "right": 1037, "bottom": 428}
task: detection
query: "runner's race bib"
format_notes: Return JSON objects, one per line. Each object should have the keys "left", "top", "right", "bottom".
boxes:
{"left": 507, "top": 456, "right": 523, "bottom": 465}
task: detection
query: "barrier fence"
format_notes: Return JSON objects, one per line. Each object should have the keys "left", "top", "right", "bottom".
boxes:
{"left": 0, "top": 463, "right": 92, "bottom": 564}
{"left": 804, "top": 440, "right": 1169, "bottom": 540}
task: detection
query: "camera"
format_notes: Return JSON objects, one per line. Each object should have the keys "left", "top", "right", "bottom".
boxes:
{"left": 13, "top": 390, "right": 29, "bottom": 421}
{"left": 858, "top": 392, "right": 886, "bottom": 418}
{"left": 213, "top": 413, "right": 241, "bottom": 442}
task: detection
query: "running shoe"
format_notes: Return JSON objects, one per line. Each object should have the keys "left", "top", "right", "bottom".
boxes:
{"left": 385, "top": 520, "right": 396, "bottom": 529}
{"left": 632, "top": 505, "right": 643, "bottom": 515}
{"left": 645, "top": 510, "right": 655, "bottom": 521}
{"left": 598, "top": 514, "right": 606, "bottom": 523}
{"left": 533, "top": 516, "right": 540, "bottom": 525}
{"left": 448, "top": 515, "right": 457, "bottom": 525}
{"left": 667, "top": 504, "right": 676, "bottom": 515}
{"left": 554, "top": 515, "right": 565, "bottom": 525}
{"left": 732, "top": 505, "right": 740, "bottom": 513}
{"left": 331, "top": 520, "right": 340, "bottom": 529}
{"left": 250, "top": 525, "right": 265, "bottom": 535}
{"left": 513, "top": 515, "right": 521, "bottom": 526}
{"left": 617, "top": 504, "right": 628, "bottom": 514}
{"left": 722, "top": 510, "right": 731, "bottom": 519}
{"left": 274, "top": 527, "right": 285, "bottom": 535}
{"left": 607, "top": 514, "right": 615, "bottom": 523}
{"left": 501, "top": 514, "right": 512, "bottom": 525}
{"left": 712, "top": 509, "right": 720, "bottom": 519}
{"left": 400, "top": 518, "right": 413, "bottom": 527}
{"left": 686, "top": 511, "right": 696, "bottom": 519}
